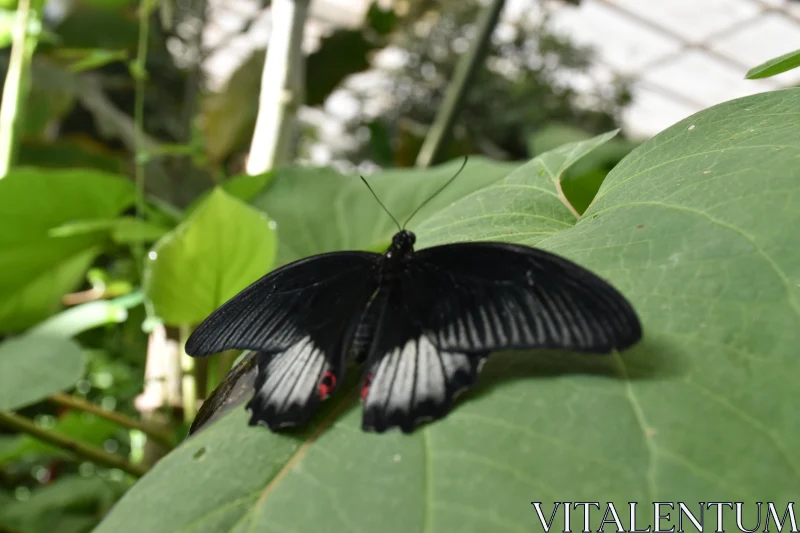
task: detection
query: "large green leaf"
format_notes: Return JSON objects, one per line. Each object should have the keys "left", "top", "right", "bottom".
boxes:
{"left": 92, "top": 89, "right": 800, "bottom": 532}
{"left": 144, "top": 188, "right": 277, "bottom": 325}
{"left": 252, "top": 157, "right": 520, "bottom": 264}
{"left": 0, "top": 334, "right": 85, "bottom": 411}
{"left": 0, "top": 168, "right": 135, "bottom": 332}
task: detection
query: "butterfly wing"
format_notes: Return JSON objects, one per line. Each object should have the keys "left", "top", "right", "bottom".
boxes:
{"left": 360, "top": 288, "right": 489, "bottom": 434}
{"left": 361, "top": 241, "right": 641, "bottom": 434}
{"left": 185, "top": 251, "right": 380, "bottom": 430}
{"left": 188, "top": 351, "right": 258, "bottom": 436}
{"left": 404, "top": 242, "right": 642, "bottom": 354}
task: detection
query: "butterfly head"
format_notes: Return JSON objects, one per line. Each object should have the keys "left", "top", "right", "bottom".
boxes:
{"left": 386, "top": 230, "right": 416, "bottom": 259}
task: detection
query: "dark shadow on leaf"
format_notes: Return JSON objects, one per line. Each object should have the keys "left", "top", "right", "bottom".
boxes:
{"left": 188, "top": 336, "right": 682, "bottom": 437}
{"left": 462, "top": 334, "right": 684, "bottom": 406}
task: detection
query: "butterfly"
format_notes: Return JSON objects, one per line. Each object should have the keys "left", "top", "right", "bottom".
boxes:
{"left": 185, "top": 162, "right": 642, "bottom": 434}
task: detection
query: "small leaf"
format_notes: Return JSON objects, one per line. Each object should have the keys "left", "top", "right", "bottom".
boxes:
{"left": 54, "top": 47, "right": 129, "bottom": 73}
{"left": 109, "top": 217, "right": 170, "bottom": 244}
{"left": 200, "top": 51, "right": 263, "bottom": 163}
{"left": 305, "top": 30, "right": 375, "bottom": 107}
{"left": 30, "top": 292, "right": 142, "bottom": 338}
{"left": 144, "top": 188, "right": 277, "bottom": 325}
{"left": 746, "top": 48, "right": 800, "bottom": 79}
{"left": 0, "top": 334, "right": 85, "bottom": 411}
{"left": 0, "top": 168, "right": 134, "bottom": 332}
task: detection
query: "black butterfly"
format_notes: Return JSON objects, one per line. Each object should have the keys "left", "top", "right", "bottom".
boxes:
{"left": 186, "top": 166, "right": 642, "bottom": 434}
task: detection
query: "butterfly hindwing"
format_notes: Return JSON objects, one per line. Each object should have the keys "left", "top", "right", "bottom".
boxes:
{"left": 360, "top": 289, "right": 489, "bottom": 433}
{"left": 188, "top": 351, "right": 259, "bottom": 436}
{"left": 186, "top": 251, "right": 380, "bottom": 429}
{"left": 404, "top": 242, "right": 642, "bottom": 354}
{"left": 247, "top": 338, "right": 338, "bottom": 429}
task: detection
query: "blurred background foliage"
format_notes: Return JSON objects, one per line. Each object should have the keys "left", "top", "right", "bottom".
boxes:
{"left": 0, "top": 0, "right": 636, "bottom": 531}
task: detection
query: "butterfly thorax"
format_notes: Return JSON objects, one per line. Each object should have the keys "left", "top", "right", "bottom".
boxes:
{"left": 384, "top": 230, "right": 415, "bottom": 260}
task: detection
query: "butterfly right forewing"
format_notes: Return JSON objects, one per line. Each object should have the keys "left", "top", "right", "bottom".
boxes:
{"left": 405, "top": 242, "right": 642, "bottom": 354}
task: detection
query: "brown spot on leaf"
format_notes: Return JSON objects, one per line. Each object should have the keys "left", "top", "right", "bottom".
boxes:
{"left": 636, "top": 224, "right": 644, "bottom": 229}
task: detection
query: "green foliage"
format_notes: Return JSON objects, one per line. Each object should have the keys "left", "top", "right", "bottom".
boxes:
{"left": 0, "top": 475, "right": 128, "bottom": 533}
{"left": 338, "top": 0, "right": 629, "bottom": 165}
{"left": 746, "top": 48, "right": 800, "bottom": 79}
{"left": 200, "top": 5, "right": 394, "bottom": 164}
{"left": 144, "top": 189, "right": 277, "bottom": 325}
{"left": 0, "top": 334, "right": 84, "bottom": 411}
{"left": 528, "top": 123, "right": 638, "bottom": 214}
{"left": 0, "top": 7, "right": 43, "bottom": 49}
{"left": 0, "top": 168, "right": 134, "bottom": 331}
{"left": 0, "top": 412, "right": 120, "bottom": 463}
{"left": 252, "top": 158, "right": 519, "bottom": 264}
{"left": 91, "top": 88, "right": 800, "bottom": 531}
{"left": 54, "top": 48, "right": 130, "bottom": 73}
{"left": 18, "top": 140, "right": 126, "bottom": 174}
{"left": 2, "top": 1, "right": 795, "bottom": 531}
{"left": 52, "top": 5, "right": 139, "bottom": 51}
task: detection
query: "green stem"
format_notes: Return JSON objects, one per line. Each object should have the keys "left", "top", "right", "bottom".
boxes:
{"left": 219, "top": 350, "right": 239, "bottom": 377}
{"left": 415, "top": 0, "right": 506, "bottom": 168}
{"left": 0, "top": 410, "right": 148, "bottom": 477}
{"left": 179, "top": 324, "right": 196, "bottom": 422}
{"left": 49, "top": 393, "right": 174, "bottom": 449}
{"left": 195, "top": 357, "right": 208, "bottom": 400}
{"left": 0, "top": 0, "right": 39, "bottom": 177}
{"left": 132, "top": 0, "right": 153, "bottom": 273}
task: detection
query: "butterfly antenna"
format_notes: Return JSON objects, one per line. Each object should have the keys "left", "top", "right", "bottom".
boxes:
{"left": 402, "top": 156, "right": 468, "bottom": 229}
{"left": 360, "top": 175, "right": 402, "bottom": 232}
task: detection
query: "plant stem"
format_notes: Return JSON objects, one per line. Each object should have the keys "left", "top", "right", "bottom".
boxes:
{"left": 245, "top": 0, "right": 310, "bottom": 174}
{"left": 179, "top": 324, "right": 196, "bottom": 423}
{"left": 48, "top": 393, "right": 173, "bottom": 448}
{"left": 0, "top": 410, "right": 148, "bottom": 477}
{"left": 0, "top": 0, "right": 38, "bottom": 177}
{"left": 132, "top": 0, "right": 154, "bottom": 273}
{"left": 415, "top": 0, "right": 506, "bottom": 168}
{"left": 195, "top": 357, "right": 208, "bottom": 400}
{"left": 219, "top": 350, "right": 239, "bottom": 378}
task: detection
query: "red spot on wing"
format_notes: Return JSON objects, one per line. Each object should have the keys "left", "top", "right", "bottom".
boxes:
{"left": 318, "top": 371, "right": 337, "bottom": 400}
{"left": 361, "top": 373, "right": 373, "bottom": 401}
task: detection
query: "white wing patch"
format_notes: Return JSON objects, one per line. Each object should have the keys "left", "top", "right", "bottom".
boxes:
{"left": 246, "top": 336, "right": 331, "bottom": 429}
{"left": 362, "top": 335, "right": 485, "bottom": 433}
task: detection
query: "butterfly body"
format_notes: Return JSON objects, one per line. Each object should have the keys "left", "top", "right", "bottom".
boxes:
{"left": 186, "top": 230, "right": 642, "bottom": 434}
